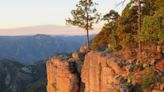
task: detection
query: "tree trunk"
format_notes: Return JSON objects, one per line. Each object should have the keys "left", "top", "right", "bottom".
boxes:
{"left": 86, "top": 28, "right": 90, "bottom": 49}
{"left": 86, "top": 2, "right": 90, "bottom": 50}
{"left": 138, "top": 0, "right": 142, "bottom": 58}
{"left": 159, "top": 44, "right": 163, "bottom": 58}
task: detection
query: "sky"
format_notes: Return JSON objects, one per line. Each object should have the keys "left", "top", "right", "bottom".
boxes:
{"left": 0, "top": 0, "right": 129, "bottom": 35}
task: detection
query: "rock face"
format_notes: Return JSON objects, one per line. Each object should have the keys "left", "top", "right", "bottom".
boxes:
{"left": 81, "top": 52, "right": 126, "bottom": 92}
{"left": 46, "top": 51, "right": 129, "bottom": 92}
{"left": 46, "top": 56, "right": 79, "bottom": 92}
{"left": 46, "top": 51, "right": 164, "bottom": 92}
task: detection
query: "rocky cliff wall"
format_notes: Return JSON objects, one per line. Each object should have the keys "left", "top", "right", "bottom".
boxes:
{"left": 81, "top": 52, "right": 127, "bottom": 92}
{"left": 46, "top": 51, "right": 164, "bottom": 92}
{"left": 46, "top": 56, "right": 79, "bottom": 92}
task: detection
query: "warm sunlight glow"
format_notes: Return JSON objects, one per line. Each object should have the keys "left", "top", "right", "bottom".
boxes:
{"left": 0, "top": 0, "right": 129, "bottom": 35}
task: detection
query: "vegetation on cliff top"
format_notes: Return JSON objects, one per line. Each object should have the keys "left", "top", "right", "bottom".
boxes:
{"left": 93, "top": 0, "right": 164, "bottom": 53}
{"left": 91, "top": 0, "right": 164, "bottom": 91}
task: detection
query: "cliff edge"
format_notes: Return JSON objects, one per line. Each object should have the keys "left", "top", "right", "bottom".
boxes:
{"left": 46, "top": 56, "right": 79, "bottom": 92}
{"left": 46, "top": 49, "right": 164, "bottom": 92}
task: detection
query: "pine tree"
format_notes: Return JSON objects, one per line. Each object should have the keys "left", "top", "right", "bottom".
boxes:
{"left": 66, "top": 0, "right": 100, "bottom": 49}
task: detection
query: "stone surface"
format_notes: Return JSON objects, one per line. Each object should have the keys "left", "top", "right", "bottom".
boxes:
{"left": 46, "top": 56, "right": 79, "bottom": 92}
{"left": 160, "top": 84, "right": 164, "bottom": 91}
{"left": 81, "top": 52, "right": 125, "bottom": 92}
{"left": 79, "top": 46, "right": 88, "bottom": 54}
{"left": 46, "top": 51, "right": 164, "bottom": 92}
{"left": 152, "top": 90, "right": 164, "bottom": 92}
{"left": 72, "top": 52, "right": 84, "bottom": 61}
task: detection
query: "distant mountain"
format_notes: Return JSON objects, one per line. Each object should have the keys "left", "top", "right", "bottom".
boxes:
{"left": 0, "top": 35, "right": 94, "bottom": 64}
{"left": 0, "top": 59, "right": 46, "bottom": 92}
{"left": 0, "top": 25, "right": 100, "bottom": 36}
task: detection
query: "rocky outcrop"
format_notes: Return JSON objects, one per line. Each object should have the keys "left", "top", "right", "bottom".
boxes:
{"left": 81, "top": 52, "right": 127, "bottom": 92}
{"left": 81, "top": 52, "right": 164, "bottom": 92}
{"left": 46, "top": 50, "right": 164, "bottom": 92}
{"left": 46, "top": 56, "right": 79, "bottom": 92}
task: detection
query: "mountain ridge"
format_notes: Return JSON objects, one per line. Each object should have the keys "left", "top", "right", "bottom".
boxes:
{"left": 0, "top": 35, "right": 95, "bottom": 64}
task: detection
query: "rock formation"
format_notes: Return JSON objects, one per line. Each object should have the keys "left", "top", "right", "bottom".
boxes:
{"left": 46, "top": 50, "right": 164, "bottom": 92}
{"left": 81, "top": 52, "right": 126, "bottom": 92}
{"left": 46, "top": 56, "right": 79, "bottom": 92}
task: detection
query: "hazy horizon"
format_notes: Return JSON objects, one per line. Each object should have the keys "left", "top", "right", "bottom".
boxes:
{"left": 0, "top": 0, "right": 129, "bottom": 35}
{"left": 0, "top": 25, "right": 101, "bottom": 36}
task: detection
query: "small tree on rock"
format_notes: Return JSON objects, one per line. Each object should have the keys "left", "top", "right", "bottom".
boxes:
{"left": 66, "top": 0, "right": 100, "bottom": 49}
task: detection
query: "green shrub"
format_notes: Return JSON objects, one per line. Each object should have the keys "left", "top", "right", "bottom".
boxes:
{"left": 141, "top": 68, "right": 155, "bottom": 89}
{"left": 160, "top": 76, "right": 164, "bottom": 83}
{"left": 140, "top": 56, "right": 148, "bottom": 65}
{"left": 106, "top": 44, "right": 122, "bottom": 53}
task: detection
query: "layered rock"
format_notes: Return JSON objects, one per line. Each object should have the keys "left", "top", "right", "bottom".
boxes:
{"left": 46, "top": 56, "right": 79, "bottom": 92}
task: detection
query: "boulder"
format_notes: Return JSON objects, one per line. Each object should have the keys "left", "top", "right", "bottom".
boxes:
{"left": 72, "top": 52, "right": 84, "bottom": 61}
{"left": 160, "top": 84, "right": 164, "bottom": 91}
{"left": 79, "top": 46, "right": 88, "bottom": 54}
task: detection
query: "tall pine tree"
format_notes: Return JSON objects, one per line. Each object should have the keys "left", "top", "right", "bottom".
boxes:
{"left": 66, "top": 0, "right": 100, "bottom": 49}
